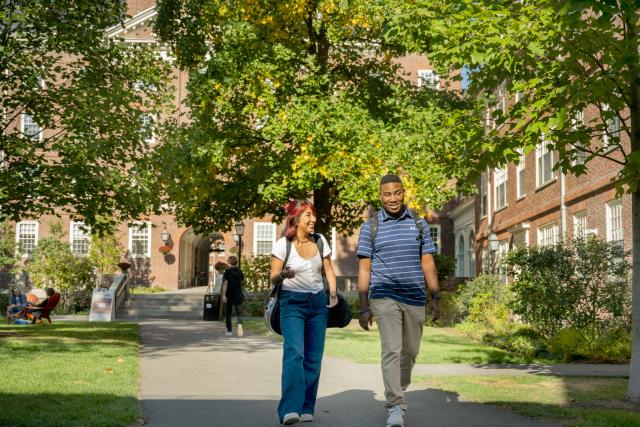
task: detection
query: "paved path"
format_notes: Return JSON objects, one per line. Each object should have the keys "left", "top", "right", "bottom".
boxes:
{"left": 139, "top": 320, "right": 559, "bottom": 427}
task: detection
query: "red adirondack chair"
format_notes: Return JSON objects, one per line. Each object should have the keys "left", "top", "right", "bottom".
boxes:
{"left": 22, "top": 293, "right": 61, "bottom": 324}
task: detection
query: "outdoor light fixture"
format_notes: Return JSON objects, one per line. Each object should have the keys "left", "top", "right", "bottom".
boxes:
{"left": 234, "top": 220, "right": 245, "bottom": 236}
{"left": 488, "top": 231, "right": 499, "bottom": 252}
{"left": 161, "top": 224, "right": 170, "bottom": 244}
{"left": 210, "top": 240, "right": 225, "bottom": 253}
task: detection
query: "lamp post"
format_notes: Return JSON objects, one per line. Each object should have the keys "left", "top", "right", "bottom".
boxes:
{"left": 234, "top": 220, "right": 245, "bottom": 269}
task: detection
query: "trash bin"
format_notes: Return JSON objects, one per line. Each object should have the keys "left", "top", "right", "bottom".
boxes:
{"left": 203, "top": 293, "right": 219, "bottom": 321}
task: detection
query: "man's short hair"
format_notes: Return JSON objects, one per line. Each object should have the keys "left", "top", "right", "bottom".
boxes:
{"left": 228, "top": 256, "right": 238, "bottom": 266}
{"left": 380, "top": 174, "right": 403, "bottom": 187}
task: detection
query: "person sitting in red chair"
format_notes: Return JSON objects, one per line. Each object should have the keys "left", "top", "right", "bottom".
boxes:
{"left": 22, "top": 288, "right": 60, "bottom": 324}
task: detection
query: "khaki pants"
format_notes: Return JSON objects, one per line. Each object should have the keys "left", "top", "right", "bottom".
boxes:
{"left": 371, "top": 298, "right": 426, "bottom": 409}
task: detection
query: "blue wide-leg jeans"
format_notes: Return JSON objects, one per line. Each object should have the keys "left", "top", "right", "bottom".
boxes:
{"left": 278, "top": 289, "right": 328, "bottom": 421}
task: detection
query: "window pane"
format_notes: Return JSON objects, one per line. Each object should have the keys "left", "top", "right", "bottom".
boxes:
{"left": 17, "top": 222, "right": 37, "bottom": 255}
{"left": 71, "top": 222, "right": 90, "bottom": 256}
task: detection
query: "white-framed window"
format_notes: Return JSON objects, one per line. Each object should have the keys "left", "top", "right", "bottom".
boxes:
{"left": 572, "top": 110, "right": 587, "bottom": 165}
{"left": 417, "top": 69, "right": 440, "bottom": 89}
{"left": 516, "top": 151, "right": 526, "bottom": 199}
{"left": 515, "top": 92, "right": 524, "bottom": 103}
{"left": 480, "top": 173, "right": 488, "bottom": 217}
{"left": 467, "top": 230, "right": 476, "bottom": 278}
{"left": 456, "top": 234, "right": 465, "bottom": 277}
{"left": 494, "top": 167, "right": 507, "bottom": 210}
{"left": 497, "top": 240, "right": 509, "bottom": 283}
{"left": 139, "top": 113, "right": 156, "bottom": 144}
{"left": 134, "top": 80, "right": 157, "bottom": 91}
{"left": 606, "top": 200, "right": 624, "bottom": 245}
{"left": 128, "top": 222, "right": 151, "bottom": 258}
{"left": 573, "top": 211, "right": 587, "bottom": 239}
{"left": 21, "top": 113, "right": 42, "bottom": 141}
{"left": 70, "top": 221, "right": 90, "bottom": 256}
{"left": 603, "top": 104, "right": 621, "bottom": 148}
{"left": 429, "top": 224, "right": 441, "bottom": 254}
{"left": 537, "top": 222, "right": 559, "bottom": 246}
{"left": 253, "top": 222, "right": 276, "bottom": 255}
{"left": 16, "top": 221, "right": 38, "bottom": 257}
{"left": 536, "top": 137, "right": 556, "bottom": 187}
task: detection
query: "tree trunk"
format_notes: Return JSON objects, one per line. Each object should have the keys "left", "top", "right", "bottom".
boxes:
{"left": 313, "top": 181, "right": 332, "bottom": 238}
{"left": 626, "top": 33, "right": 640, "bottom": 399}
{"left": 628, "top": 190, "right": 640, "bottom": 401}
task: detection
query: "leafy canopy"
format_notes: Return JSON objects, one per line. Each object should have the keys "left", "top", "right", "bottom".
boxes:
{"left": 388, "top": 0, "right": 640, "bottom": 192}
{"left": 154, "top": 0, "right": 485, "bottom": 234}
{"left": 0, "top": 0, "right": 173, "bottom": 233}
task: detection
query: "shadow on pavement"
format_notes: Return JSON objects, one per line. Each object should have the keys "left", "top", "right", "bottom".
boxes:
{"left": 142, "top": 388, "right": 553, "bottom": 427}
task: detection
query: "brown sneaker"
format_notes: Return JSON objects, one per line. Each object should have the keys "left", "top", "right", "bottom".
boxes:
{"left": 237, "top": 323, "right": 244, "bottom": 337}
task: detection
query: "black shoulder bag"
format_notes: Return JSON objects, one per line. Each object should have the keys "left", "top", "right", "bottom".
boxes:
{"left": 264, "top": 234, "right": 351, "bottom": 336}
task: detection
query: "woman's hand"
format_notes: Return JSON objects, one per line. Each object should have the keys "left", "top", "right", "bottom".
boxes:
{"left": 280, "top": 266, "right": 295, "bottom": 279}
{"left": 327, "top": 292, "right": 338, "bottom": 308}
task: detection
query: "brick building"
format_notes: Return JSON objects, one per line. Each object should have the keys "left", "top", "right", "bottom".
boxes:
{"left": 11, "top": 1, "right": 453, "bottom": 292}
{"left": 465, "top": 95, "right": 631, "bottom": 280}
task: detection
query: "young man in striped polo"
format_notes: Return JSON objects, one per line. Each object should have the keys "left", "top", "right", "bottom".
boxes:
{"left": 357, "top": 174, "right": 441, "bottom": 427}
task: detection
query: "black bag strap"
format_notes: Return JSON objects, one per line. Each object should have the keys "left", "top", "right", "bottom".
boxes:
{"left": 369, "top": 208, "right": 425, "bottom": 251}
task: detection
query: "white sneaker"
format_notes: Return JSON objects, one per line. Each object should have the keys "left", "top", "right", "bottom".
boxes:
{"left": 386, "top": 405, "right": 404, "bottom": 427}
{"left": 282, "top": 412, "right": 300, "bottom": 425}
{"left": 237, "top": 323, "right": 244, "bottom": 337}
{"left": 224, "top": 331, "right": 232, "bottom": 336}
{"left": 300, "top": 413, "right": 313, "bottom": 422}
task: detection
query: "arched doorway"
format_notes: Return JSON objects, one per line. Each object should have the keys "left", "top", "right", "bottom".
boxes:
{"left": 178, "top": 229, "right": 225, "bottom": 289}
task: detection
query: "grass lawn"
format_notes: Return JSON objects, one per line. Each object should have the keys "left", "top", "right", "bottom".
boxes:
{"left": 415, "top": 375, "right": 640, "bottom": 426}
{"left": 244, "top": 319, "right": 552, "bottom": 364}
{"left": 0, "top": 321, "right": 140, "bottom": 427}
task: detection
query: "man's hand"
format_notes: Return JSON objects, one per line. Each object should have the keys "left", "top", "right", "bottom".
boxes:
{"left": 429, "top": 299, "right": 441, "bottom": 322}
{"left": 359, "top": 309, "right": 373, "bottom": 330}
{"left": 222, "top": 295, "right": 227, "bottom": 304}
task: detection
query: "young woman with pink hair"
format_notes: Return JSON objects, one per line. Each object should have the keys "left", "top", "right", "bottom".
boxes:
{"left": 270, "top": 199, "right": 338, "bottom": 425}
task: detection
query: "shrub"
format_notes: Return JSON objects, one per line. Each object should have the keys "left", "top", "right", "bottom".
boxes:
{"left": 548, "top": 328, "right": 591, "bottom": 362}
{"left": 456, "top": 274, "right": 510, "bottom": 324}
{"left": 88, "top": 231, "right": 123, "bottom": 274}
{"left": 0, "top": 222, "right": 19, "bottom": 273}
{"left": 29, "top": 239, "right": 95, "bottom": 314}
{"left": 243, "top": 255, "right": 271, "bottom": 295}
{"left": 27, "top": 223, "right": 95, "bottom": 314}
{"left": 425, "top": 291, "right": 460, "bottom": 326}
{"left": 242, "top": 297, "right": 265, "bottom": 317}
{"left": 504, "top": 237, "right": 629, "bottom": 339}
{"left": 433, "top": 253, "right": 456, "bottom": 281}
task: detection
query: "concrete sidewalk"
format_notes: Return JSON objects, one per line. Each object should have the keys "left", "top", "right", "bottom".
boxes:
{"left": 138, "top": 320, "right": 557, "bottom": 427}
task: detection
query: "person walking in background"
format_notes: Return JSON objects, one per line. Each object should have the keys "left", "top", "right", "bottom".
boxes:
{"left": 6, "top": 287, "right": 26, "bottom": 321}
{"left": 357, "top": 174, "right": 441, "bottom": 427}
{"left": 270, "top": 199, "right": 338, "bottom": 425}
{"left": 221, "top": 256, "right": 244, "bottom": 337}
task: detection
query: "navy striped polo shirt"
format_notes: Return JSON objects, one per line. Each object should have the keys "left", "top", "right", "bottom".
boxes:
{"left": 357, "top": 207, "right": 436, "bottom": 306}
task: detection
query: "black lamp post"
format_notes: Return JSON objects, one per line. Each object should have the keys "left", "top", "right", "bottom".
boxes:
{"left": 234, "top": 220, "right": 245, "bottom": 269}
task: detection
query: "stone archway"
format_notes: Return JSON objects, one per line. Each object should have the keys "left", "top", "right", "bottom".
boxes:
{"left": 178, "top": 229, "right": 225, "bottom": 289}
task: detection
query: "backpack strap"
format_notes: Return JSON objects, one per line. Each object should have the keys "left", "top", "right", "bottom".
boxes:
{"left": 370, "top": 211, "right": 379, "bottom": 250}
{"left": 284, "top": 239, "right": 292, "bottom": 267}
{"left": 370, "top": 208, "right": 426, "bottom": 250}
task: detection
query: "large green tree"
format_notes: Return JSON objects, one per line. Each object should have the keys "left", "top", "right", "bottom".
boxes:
{"left": 1, "top": 0, "right": 173, "bottom": 233}
{"left": 390, "top": 0, "right": 640, "bottom": 399}
{"left": 153, "top": 0, "right": 484, "bottom": 235}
